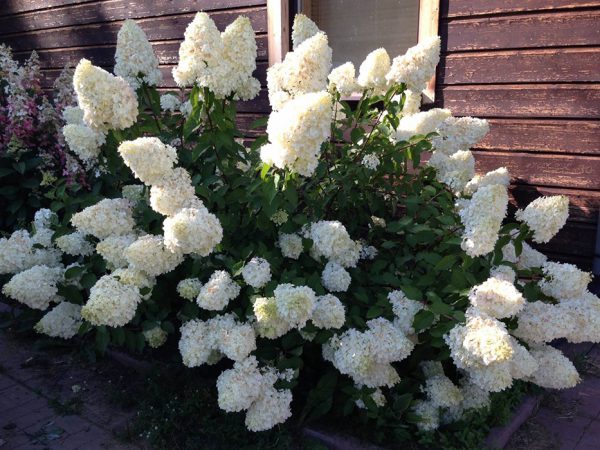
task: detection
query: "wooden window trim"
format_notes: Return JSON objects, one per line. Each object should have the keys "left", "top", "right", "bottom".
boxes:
{"left": 267, "top": 0, "right": 440, "bottom": 103}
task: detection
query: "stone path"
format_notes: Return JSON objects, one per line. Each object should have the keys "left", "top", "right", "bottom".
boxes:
{"left": 0, "top": 332, "right": 143, "bottom": 450}
{"left": 507, "top": 342, "right": 600, "bottom": 450}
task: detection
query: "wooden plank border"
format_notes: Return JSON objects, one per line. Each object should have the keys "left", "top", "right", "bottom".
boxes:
{"left": 419, "top": 0, "right": 440, "bottom": 103}
{"left": 267, "top": 0, "right": 289, "bottom": 66}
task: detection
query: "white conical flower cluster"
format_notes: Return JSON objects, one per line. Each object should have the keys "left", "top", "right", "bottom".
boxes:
{"left": 173, "top": 13, "right": 259, "bottom": 100}
{"left": 114, "top": 19, "right": 162, "bottom": 89}
{"left": 73, "top": 59, "right": 138, "bottom": 132}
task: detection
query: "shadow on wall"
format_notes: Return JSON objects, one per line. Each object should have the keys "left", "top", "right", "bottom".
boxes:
{"left": 510, "top": 178, "right": 599, "bottom": 275}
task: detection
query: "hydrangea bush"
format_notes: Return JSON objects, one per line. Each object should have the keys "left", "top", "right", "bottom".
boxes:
{"left": 1, "top": 13, "right": 598, "bottom": 440}
{"left": 0, "top": 45, "right": 96, "bottom": 230}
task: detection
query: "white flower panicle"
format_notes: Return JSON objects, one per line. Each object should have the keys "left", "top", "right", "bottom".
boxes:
{"left": 147, "top": 166, "right": 195, "bottom": 216}
{"left": 114, "top": 19, "right": 162, "bottom": 89}
{"left": 82, "top": 274, "right": 141, "bottom": 327}
{"left": 2, "top": 265, "right": 64, "bottom": 310}
{"left": 516, "top": 242, "right": 547, "bottom": 270}
{"left": 321, "top": 261, "right": 351, "bottom": 292}
{"left": 262, "top": 91, "right": 332, "bottom": 177}
{"left": 177, "top": 278, "right": 202, "bottom": 301}
{"left": 124, "top": 235, "right": 184, "bottom": 277}
{"left": 62, "top": 124, "right": 106, "bottom": 163}
{"left": 292, "top": 14, "right": 321, "bottom": 49}
{"left": 412, "top": 401, "right": 440, "bottom": 431}
{"left": 401, "top": 90, "right": 422, "bottom": 115}
{"left": 55, "top": 232, "right": 94, "bottom": 257}
{"left": 325, "top": 318, "right": 414, "bottom": 388}
{"left": 163, "top": 203, "right": 223, "bottom": 256}
{"left": 71, "top": 198, "right": 135, "bottom": 239}
{"left": 361, "top": 153, "right": 381, "bottom": 170}
{"left": 432, "top": 116, "right": 489, "bottom": 156}
{"left": 468, "top": 277, "right": 525, "bottom": 319}
{"left": 513, "top": 301, "right": 576, "bottom": 344}
{"left": 34, "top": 302, "right": 82, "bottom": 339}
{"left": 267, "top": 33, "right": 332, "bottom": 110}
{"left": 253, "top": 296, "right": 292, "bottom": 339}
{"left": 515, "top": 195, "right": 569, "bottom": 243}
{"left": 121, "top": 184, "right": 145, "bottom": 202}
{"left": 96, "top": 234, "right": 138, "bottom": 269}
{"left": 118, "top": 137, "right": 178, "bottom": 186}
{"left": 73, "top": 59, "right": 138, "bottom": 132}
{"left": 309, "top": 220, "right": 360, "bottom": 268}
{"left": 242, "top": 257, "right": 272, "bottom": 289}
{"left": 216, "top": 356, "right": 292, "bottom": 432}
{"left": 159, "top": 94, "right": 181, "bottom": 112}
{"left": 278, "top": 233, "right": 303, "bottom": 259}
{"left": 526, "top": 344, "right": 580, "bottom": 389}
{"left": 220, "top": 16, "right": 260, "bottom": 100}
{"left": 172, "top": 12, "right": 224, "bottom": 88}
{"left": 179, "top": 314, "right": 256, "bottom": 366}
{"left": 312, "top": 294, "right": 346, "bottom": 329}
{"left": 539, "top": 261, "right": 591, "bottom": 301}
{"left": 458, "top": 184, "right": 508, "bottom": 257}
{"left": 386, "top": 36, "right": 440, "bottom": 92}
{"left": 197, "top": 271, "right": 240, "bottom": 311}
{"left": 464, "top": 167, "right": 510, "bottom": 196}
{"left": 172, "top": 14, "right": 258, "bottom": 99}
{"left": 273, "top": 283, "right": 316, "bottom": 329}
{"left": 394, "top": 108, "right": 451, "bottom": 142}
{"left": 62, "top": 106, "right": 84, "bottom": 125}
{"left": 328, "top": 62, "right": 358, "bottom": 96}
{"left": 387, "top": 290, "right": 423, "bottom": 335}
{"left": 144, "top": 327, "right": 168, "bottom": 348}
{"left": 0, "top": 230, "right": 60, "bottom": 275}
{"left": 357, "top": 48, "right": 391, "bottom": 94}
{"left": 428, "top": 149, "right": 475, "bottom": 192}
{"left": 422, "top": 374, "right": 463, "bottom": 408}
{"left": 489, "top": 265, "right": 516, "bottom": 283}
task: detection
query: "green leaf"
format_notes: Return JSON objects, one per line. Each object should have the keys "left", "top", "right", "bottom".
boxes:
{"left": 95, "top": 326, "right": 110, "bottom": 354}
{"left": 64, "top": 265, "right": 85, "bottom": 279}
{"left": 413, "top": 310, "right": 435, "bottom": 332}
{"left": 434, "top": 255, "right": 456, "bottom": 271}
{"left": 80, "top": 273, "right": 97, "bottom": 290}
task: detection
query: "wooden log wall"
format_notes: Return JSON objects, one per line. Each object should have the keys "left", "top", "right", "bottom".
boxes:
{"left": 437, "top": 0, "right": 600, "bottom": 269}
{"left": 0, "top": 0, "right": 270, "bottom": 125}
{"left": 0, "top": 1, "right": 598, "bottom": 268}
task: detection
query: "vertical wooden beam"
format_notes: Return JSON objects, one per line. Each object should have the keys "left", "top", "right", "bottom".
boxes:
{"left": 418, "top": 0, "right": 440, "bottom": 103}
{"left": 267, "top": 0, "right": 289, "bottom": 66}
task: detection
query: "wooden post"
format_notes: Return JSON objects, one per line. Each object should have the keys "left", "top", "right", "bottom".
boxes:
{"left": 418, "top": 0, "right": 440, "bottom": 104}
{"left": 267, "top": 0, "right": 290, "bottom": 66}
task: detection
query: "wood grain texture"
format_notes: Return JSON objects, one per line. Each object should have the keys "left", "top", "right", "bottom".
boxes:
{"left": 39, "top": 61, "right": 269, "bottom": 88}
{"left": 0, "top": 1, "right": 266, "bottom": 33}
{"left": 509, "top": 185, "right": 600, "bottom": 224}
{"left": 472, "top": 150, "right": 600, "bottom": 190}
{"left": 535, "top": 221, "right": 596, "bottom": 259}
{"left": 441, "top": 0, "right": 600, "bottom": 18}
{"left": 1, "top": 7, "right": 267, "bottom": 52}
{"left": 441, "top": 10, "right": 600, "bottom": 51}
{"left": 437, "top": 84, "right": 600, "bottom": 118}
{"left": 476, "top": 119, "right": 600, "bottom": 156}
{"left": 439, "top": 48, "right": 600, "bottom": 84}
{"left": 13, "top": 35, "right": 268, "bottom": 68}
{"left": 0, "top": 1, "right": 94, "bottom": 16}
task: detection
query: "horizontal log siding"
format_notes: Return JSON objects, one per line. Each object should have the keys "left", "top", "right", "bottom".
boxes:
{"left": 437, "top": 0, "right": 600, "bottom": 269}
{"left": 0, "top": 0, "right": 270, "bottom": 127}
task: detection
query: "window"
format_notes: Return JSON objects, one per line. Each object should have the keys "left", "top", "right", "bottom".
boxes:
{"left": 267, "top": 0, "right": 440, "bottom": 102}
